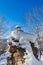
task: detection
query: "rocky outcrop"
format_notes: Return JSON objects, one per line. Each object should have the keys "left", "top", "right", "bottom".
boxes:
{"left": 7, "top": 44, "right": 26, "bottom": 65}
{"left": 30, "top": 41, "right": 39, "bottom": 60}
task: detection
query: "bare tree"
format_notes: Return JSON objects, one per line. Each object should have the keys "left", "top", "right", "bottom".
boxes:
{"left": 0, "top": 15, "right": 9, "bottom": 39}
{"left": 0, "top": 15, "right": 15, "bottom": 40}
{"left": 24, "top": 6, "right": 43, "bottom": 34}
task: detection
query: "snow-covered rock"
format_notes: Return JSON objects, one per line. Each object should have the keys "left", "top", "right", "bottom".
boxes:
{"left": 0, "top": 27, "right": 43, "bottom": 65}
{"left": 6, "top": 28, "right": 43, "bottom": 65}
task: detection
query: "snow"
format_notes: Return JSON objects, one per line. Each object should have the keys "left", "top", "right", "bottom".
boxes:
{"left": 0, "top": 53, "right": 7, "bottom": 65}
{"left": 41, "top": 52, "right": 43, "bottom": 61}
{"left": 0, "top": 50, "right": 11, "bottom": 65}
{"left": 19, "top": 38, "right": 43, "bottom": 65}
{"left": 41, "top": 55, "right": 43, "bottom": 61}
{"left": 7, "top": 29, "right": 43, "bottom": 65}
{"left": 0, "top": 29, "right": 43, "bottom": 65}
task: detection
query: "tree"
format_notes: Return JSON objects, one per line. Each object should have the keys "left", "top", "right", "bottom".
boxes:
{"left": 0, "top": 15, "right": 9, "bottom": 39}
{"left": 24, "top": 5, "right": 43, "bottom": 34}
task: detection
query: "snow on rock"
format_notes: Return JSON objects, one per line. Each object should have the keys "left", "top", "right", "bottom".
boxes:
{"left": 7, "top": 29, "right": 39, "bottom": 48}
{"left": 0, "top": 50, "right": 11, "bottom": 65}
{"left": 7, "top": 28, "right": 43, "bottom": 65}
{"left": 0, "top": 27, "right": 43, "bottom": 65}
{"left": 19, "top": 38, "right": 43, "bottom": 65}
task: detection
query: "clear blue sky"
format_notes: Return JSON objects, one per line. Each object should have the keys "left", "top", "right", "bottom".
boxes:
{"left": 0, "top": 0, "right": 43, "bottom": 34}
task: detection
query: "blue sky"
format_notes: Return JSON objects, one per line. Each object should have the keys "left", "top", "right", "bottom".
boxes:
{"left": 0, "top": 0, "right": 43, "bottom": 36}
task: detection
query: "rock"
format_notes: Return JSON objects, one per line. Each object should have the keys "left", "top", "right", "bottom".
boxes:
{"left": 7, "top": 45, "right": 26, "bottom": 65}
